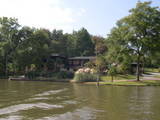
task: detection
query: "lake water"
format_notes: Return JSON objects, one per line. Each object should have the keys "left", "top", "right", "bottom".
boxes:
{"left": 0, "top": 80, "right": 160, "bottom": 120}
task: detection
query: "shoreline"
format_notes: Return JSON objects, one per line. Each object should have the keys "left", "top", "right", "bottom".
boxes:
{"left": 7, "top": 78, "right": 160, "bottom": 86}
{"left": 8, "top": 77, "right": 71, "bottom": 82}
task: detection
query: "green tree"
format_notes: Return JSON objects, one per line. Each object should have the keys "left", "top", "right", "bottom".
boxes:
{"left": 107, "top": 1, "right": 160, "bottom": 81}
{"left": 65, "top": 33, "right": 77, "bottom": 57}
{"left": 108, "top": 65, "right": 117, "bottom": 82}
{"left": 13, "top": 26, "right": 35, "bottom": 73}
{"left": 50, "top": 29, "right": 67, "bottom": 56}
{"left": 74, "top": 28, "right": 94, "bottom": 56}
{"left": 92, "top": 35, "right": 108, "bottom": 54}
{"left": 0, "top": 17, "right": 20, "bottom": 76}
{"left": 31, "top": 29, "right": 51, "bottom": 70}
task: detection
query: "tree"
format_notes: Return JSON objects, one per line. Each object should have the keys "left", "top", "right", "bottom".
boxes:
{"left": 50, "top": 29, "right": 67, "bottom": 56}
{"left": 14, "top": 26, "right": 35, "bottom": 73}
{"left": 92, "top": 35, "right": 108, "bottom": 54}
{"left": 65, "top": 33, "right": 77, "bottom": 57}
{"left": 74, "top": 28, "right": 95, "bottom": 56}
{"left": 0, "top": 17, "right": 20, "bottom": 76}
{"left": 107, "top": 1, "right": 160, "bottom": 81}
{"left": 31, "top": 29, "right": 51, "bottom": 70}
{"left": 108, "top": 65, "right": 117, "bottom": 82}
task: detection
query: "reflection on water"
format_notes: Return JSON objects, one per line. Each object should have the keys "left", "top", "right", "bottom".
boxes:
{"left": 0, "top": 115, "right": 23, "bottom": 120}
{"left": 0, "top": 80, "right": 160, "bottom": 120}
{"left": 34, "top": 88, "right": 67, "bottom": 97}
{"left": 38, "top": 107, "right": 100, "bottom": 120}
{"left": 28, "top": 97, "right": 50, "bottom": 100}
{"left": 0, "top": 103, "right": 63, "bottom": 116}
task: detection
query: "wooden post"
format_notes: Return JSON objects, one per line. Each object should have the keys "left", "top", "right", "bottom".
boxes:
{"left": 136, "top": 53, "right": 140, "bottom": 81}
{"left": 96, "top": 42, "right": 100, "bottom": 86}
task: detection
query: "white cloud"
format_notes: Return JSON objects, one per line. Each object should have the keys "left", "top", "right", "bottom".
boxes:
{"left": 0, "top": 0, "right": 77, "bottom": 32}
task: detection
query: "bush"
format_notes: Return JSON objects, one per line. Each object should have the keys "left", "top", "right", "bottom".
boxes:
{"left": 73, "top": 68, "right": 97, "bottom": 82}
{"left": 25, "top": 70, "right": 74, "bottom": 79}
{"left": 25, "top": 71, "right": 53, "bottom": 79}
{"left": 25, "top": 71, "right": 40, "bottom": 79}
{"left": 74, "top": 73, "right": 97, "bottom": 82}
{"left": 39, "top": 71, "right": 53, "bottom": 77}
{"left": 56, "top": 71, "right": 74, "bottom": 79}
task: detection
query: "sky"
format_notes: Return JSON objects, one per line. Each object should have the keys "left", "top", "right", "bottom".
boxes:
{"left": 0, "top": 0, "right": 159, "bottom": 37}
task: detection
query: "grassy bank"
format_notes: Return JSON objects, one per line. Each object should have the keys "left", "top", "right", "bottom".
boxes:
{"left": 144, "top": 68, "right": 160, "bottom": 73}
{"left": 101, "top": 80, "right": 160, "bottom": 86}
{"left": 154, "top": 75, "right": 160, "bottom": 78}
{"left": 84, "top": 80, "right": 160, "bottom": 86}
{"left": 97, "top": 73, "right": 160, "bottom": 86}
{"left": 101, "top": 74, "right": 137, "bottom": 81}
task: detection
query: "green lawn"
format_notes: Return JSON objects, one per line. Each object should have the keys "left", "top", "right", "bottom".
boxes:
{"left": 101, "top": 74, "right": 137, "bottom": 82}
{"left": 154, "top": 75, "right": 160, "bottom": 78}
{"left": 144, "top": 68, "right": 160, "bottom": 73}
{"left": 100, "top": 73, "right": 160, "bottom": 86}
{"left": 100, "top": 80, "right": 160, "bottom": 86}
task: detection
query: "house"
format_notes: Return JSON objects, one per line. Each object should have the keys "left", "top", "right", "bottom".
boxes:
{"left": 44, "top": 54, "right": 96, "bottom": 71}
{"left": 68, "top": 56, "right": 96, "bottom": 70}
{"left": 130, "top": 62, "right": 143, "bottom": 74}
{"left": 44, "top": 54, "right": 68, "bottom": 71}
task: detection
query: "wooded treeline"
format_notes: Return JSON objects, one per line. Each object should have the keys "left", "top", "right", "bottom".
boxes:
{"left": 0, "top": 1, "right": 160, "bottom": 81}
{"left": 0, "top": 17, "right": 107, "bottom": 76}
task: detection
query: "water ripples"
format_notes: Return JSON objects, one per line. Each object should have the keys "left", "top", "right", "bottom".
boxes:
{"left": 34, "top": 88, "right": 67, "bottom": 97}
{"left": 36, "top": 107, "right": 102, "bottom": 120}
{"left": 0, "top": 103, "right": 63, "bottom": 116}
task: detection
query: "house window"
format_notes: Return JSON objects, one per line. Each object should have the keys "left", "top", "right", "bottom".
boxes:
{"left": 73, "top": 60, "right": 80, "bottom": 65}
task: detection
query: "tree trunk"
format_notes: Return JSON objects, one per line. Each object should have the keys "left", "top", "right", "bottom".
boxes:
{"left": 136, "top": 54, "right": 140, "bottom": 81}
{"left": 96, "top": 74, "right": 100, "bottom": 86}
{"left": 5, "top": 55, "right": 8, "bottom": 78}
{"left": 142, "top": 56, "right": 145, "bottom": 74}
{"left": 111, "top": 75, "right": 114, "bottom": 82}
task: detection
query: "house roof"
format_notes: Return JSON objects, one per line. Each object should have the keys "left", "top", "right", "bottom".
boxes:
{"left": 69, "top": 56, "right": 96, "bottom": 60}
{"left": 50, "top": 53, "right": 66, "bottom": 58}
{"left": 131, "top": 62, "right": 142, "bottom": 65}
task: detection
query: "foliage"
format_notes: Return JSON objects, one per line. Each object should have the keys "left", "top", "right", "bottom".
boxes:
{"left": 108, "top": 66, "right": 117, "bottom": 82}
{"left": 0, "top": 17, "right": 97, "bottom": 76}
{"left": 0, "top": 1, "right": 160, "bottom": 79}
{"left": 92, "top": 35, "right": 108, "bottom": 54}
{"left": 73, "top": 68, "right": 97, "bottom": 82}
{"left": 55, "top": 71, "right": 74, "bottom": 79}
{"left": 73, "top": 28, "right": 95, "bottom": 56}
{"left": 0, "top": 17, "right": 20, "bottom": 76}
{"left": 25, "top": 70, "right": 74, "bottom": 79}
{"left": 96, "top": 55, "right": 108, "bottom": 73}
{"left": 25, "top": 71, "right": 40, "bottom": 79}
{"left": 84, "top": 61, "right": 94, "bottom": 68}
{"left": 107, "top": 1, "right": 160, "bottom": 81}
{"left": 74, "top": 73, "right": 97, "bottom": 82}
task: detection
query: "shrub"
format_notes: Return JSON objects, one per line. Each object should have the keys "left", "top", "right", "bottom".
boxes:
{"left": 25, "top": 70, "right": 74, "bottom": 79}
{"left": 40, "top": 71, "right": 53, "bottom": 77}
{"left": 74, "top": 73, "right": 97, "bottom": 82}
{"left": 73, "top": 68, "right": 97, "bottom": 82}
{"left": 56, "top": 71, "right": 74, "bottom": 79}
{"left": 25, "top": 71, "right": 40, "bottom": 79}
